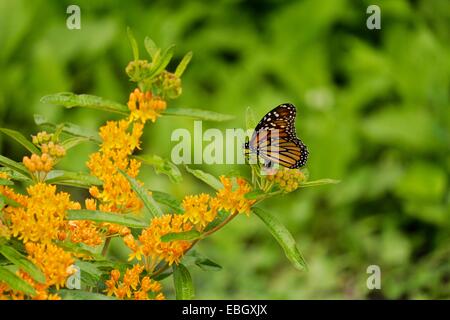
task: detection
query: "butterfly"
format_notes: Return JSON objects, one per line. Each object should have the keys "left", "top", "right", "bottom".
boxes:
{"left": 244, "top": 103, "right": 308, "bottom": 169}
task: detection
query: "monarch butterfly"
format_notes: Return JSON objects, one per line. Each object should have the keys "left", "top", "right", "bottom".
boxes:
{"left": 244, "top": 103, "right": 308, "bottom": 169}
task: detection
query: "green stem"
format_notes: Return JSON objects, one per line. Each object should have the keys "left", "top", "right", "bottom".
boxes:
{"left": 151, "top": 213, "right": 239, "bottom": 278}
{"left": 101, "top": 237, "right": 111, "bottom": 256}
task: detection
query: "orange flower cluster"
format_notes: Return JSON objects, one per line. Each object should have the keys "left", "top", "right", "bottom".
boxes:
{"left": 182, "top": 194, "right": 220, "bottom": 230}
{"left": 124, "top": 176, "right": 255, "bottom": 269}
{"left": 105, "top": 265, "right": 164, "bottom": 300}
{"left": 25, "top": 242, "right": 75, "bottom": 290}
{"left": 23, "top": 132, "right": 66, "bottom": 178}
{"left": 87, "top": 119, "right": 144, "bottom": 215}
{"left": 125, "top": 214, "right": 193, "bottom": 267}
{"left": 127, "top": 88, "right": 167, "bottom": 123}
{"left": 0, "top": 243, "right": 75, "bottom": 300}
{"left": 1, "top": 172, "right": 79, "bottom": 299}
{"left": 86, "top": 88, "right": 167, "bottom": 237}
{"left": 9, "top": 183, "right": 80, "bottom": 243}
{"left": 23, "top": 153, "right": 54, "bottom": 174}
{"left": 215, "top": 176, "right": 255, "bottom": 215}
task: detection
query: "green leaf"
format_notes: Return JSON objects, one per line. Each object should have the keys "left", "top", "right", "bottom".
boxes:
{"left": 175, "top": 51, "right": 193, "bottom": 77}
{"left": 244, "top": 189, "right": 265, "bottom": 200}
{"left": 61, "top": 137, "right": 90, "bottom": 151}
{"left": 127, "top": 27, "right": 139, "bottom": 61}
{"left": 0, "top": 128, "right": 40, "bottom": 154}
{"left": 0, "top": 155, "right": 31, "bottom": 178}
{"left": 0, "top": 245, "right": 46, "bottom": 283}
{"left": 0, "top": 178, "right": 13, "bottom": 186}
{"left": 299, "top": 179, "right": 340, "bottom": 188}
{"left": 164, "top": 107, "right": 234, "bottom": 122}
{"left": 0, "top": 266, "right": 36, "bottom": 296}
{"left": 34, "top": 114, "right": 101, "bottom": 143}
{"left": 245, "top": 106, "right": 257, "bottom": 130}
{"left": 76, "top": 260, "right": 102, "bottom": 278}
{"left": 40, "top": 93, "right": 129, "bottom": 115}
{"left": 173, "top": 263, "right": 194, "bottom": 300}
{"left": 58, "top": 289, "right": 116, "bottom": 300}
{"left": 45, "top": 170, "right": 102, "bottom": 189}
{"left": 119, "top": 169, "right": 163, "bottom": 221}
{"left": 56, "top": 241, "right": 105, "bottom": 261}
{"left": 144, "top": 36, "right": 159, "bottom": 59}
{"left": 67, "top": 210, "right": 148, "bottom": 228}
{"left": 252, "top": 207, "right": 307, "bottom": 271}
{"left": 0, "top": 194, "right": 20, "bottom": 208}
{"left": 152, "top": 270, "right": 173, "bottom": 281}
{"left": 195, "top": 258, "right": 222, "bottom": 272}
{"left": 0, "top": 168, "right": 30, "bottom": 182}
{"left": 185, "top": 251, "right": 222, "bottom": 272}
{"left": 136, "top": 154, "right": 182, "bottom": 183}
{"left": 150, "top": 190, "right": 183, "bottom": 214}
{"left": 148, "top": 44, "right": 175, "bottom": 78}
{"left": 161, "top": 230, "right": 201, "bottom": 242}
{"left": 185, "top": 166, "right": 223, "bottom": 190}
{"left": 75, "top": 260, "right": 103, "bottom": 287}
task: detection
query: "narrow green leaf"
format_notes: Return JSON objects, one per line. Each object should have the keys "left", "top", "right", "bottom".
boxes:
{"left": 75, "top": 260, "right": 102, "bottom": 278}
{"left": 299, "top": 179, "right": 340, "bottom": 188}
{"left": 67, "top": 210, "right": 148, "bottom": 228}
{"left": 161, "top": 230, "right": 201, "bottom": 242}
{"left": 0, "top": 178, "right": 13, "bottom": 186}
{"left": 0, "top": 128, "right": 40, "bottom": 154}
{"left": 0, "top": 194, "right": 20, "bottom": 208}
{"left": 152, "top": 270, "right": 173, "bottom": 281}
{"left": 0, "top": 168, "right": 30, "bottom": 182}
{"left": 195, "top": 258, "right": 222, "bottom": 272}
{"left": 0, "top": 245, "right": 46, "bottom": 283}
{"left": 56, "top": 241, "right": 105, "bottom": 261}
{"left": 0, "top": 155, "right": 31, "bottom": 178}
{"left": 164, "top": 107, "right": 234, "bottom": 122}
{"left": 173, "top": 263, "right": 194, "bottom": 300}
{"left": 185, "top": 166, "right": 223, "bottom": 191}
{"left": 127, "top": 27, "right": 139, "bottom": 61}
{"left": 136, "top": 154, "right": 182, "bottom": 183}
{"left": 45, "top": 170, "right": 102, "bottom": 189}
{"left": 144, "top": 36, "right": 159, "bottom": 59}
{"left": 75, "top": 260, "right": 102, "bottom": 287}
{"left": 58, "top": 289, "right": 116, "bottom": 300}
{"left": 40, "top": 93, "right": 129, "bottom": 115}
{"left": 34, "top": 114, "right": 101, "bottom": 143}
{"left": 252, "top": 207, "right": 307, "bottom": 271}
{"left": 185, "top": 251, "right": 222, "bottom": 272}
{"left": 119, "top": 169, "right": 163, "bottom": 221}
{"left": 61, "top": 137, "right": 90, "bottom": 151}
{"left": 175, "top": 51, "right": 193, "bottom": 77}
{"left": 150, "top": 190, "right": 183, "bottom": 214}
{"left": 0, "top": 266, "right": 36, "bottom": 296}
{"left": 148, "top": 44, "right": 175, "bottom": 78}
{"left": 244, "top": 189, "right": 265, "bottom": 200}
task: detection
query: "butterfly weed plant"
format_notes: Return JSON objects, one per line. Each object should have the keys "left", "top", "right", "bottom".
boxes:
{"left": 0, "top": 30, "right": 338, "bottom": 300}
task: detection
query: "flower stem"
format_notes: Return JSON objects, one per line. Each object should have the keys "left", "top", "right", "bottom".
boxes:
{"left": 151, "top": 213, "right": 239, "bottom": 278}
{"left": 201, "top": 213, "right": 238, "bottom": 238}
{"left": 101, "top": 237, "right": 111, "bottom": 256}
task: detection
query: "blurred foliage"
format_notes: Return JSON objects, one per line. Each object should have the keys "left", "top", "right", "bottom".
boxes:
{"left": 0, "top": 0, "right": 449, "bottom": 299}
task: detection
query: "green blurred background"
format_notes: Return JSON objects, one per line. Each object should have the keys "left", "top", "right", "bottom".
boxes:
{"left": 0, "top": 0, "right": 449, "bottom": 299}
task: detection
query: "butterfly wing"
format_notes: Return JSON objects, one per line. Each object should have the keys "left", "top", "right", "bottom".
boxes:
{"left": 247, "top": 103, "right": 308, "bottom": 169}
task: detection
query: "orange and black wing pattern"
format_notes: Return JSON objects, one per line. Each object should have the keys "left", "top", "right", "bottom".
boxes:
{"left": 244, "top": 103, "right": 308, "bottom": 169}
